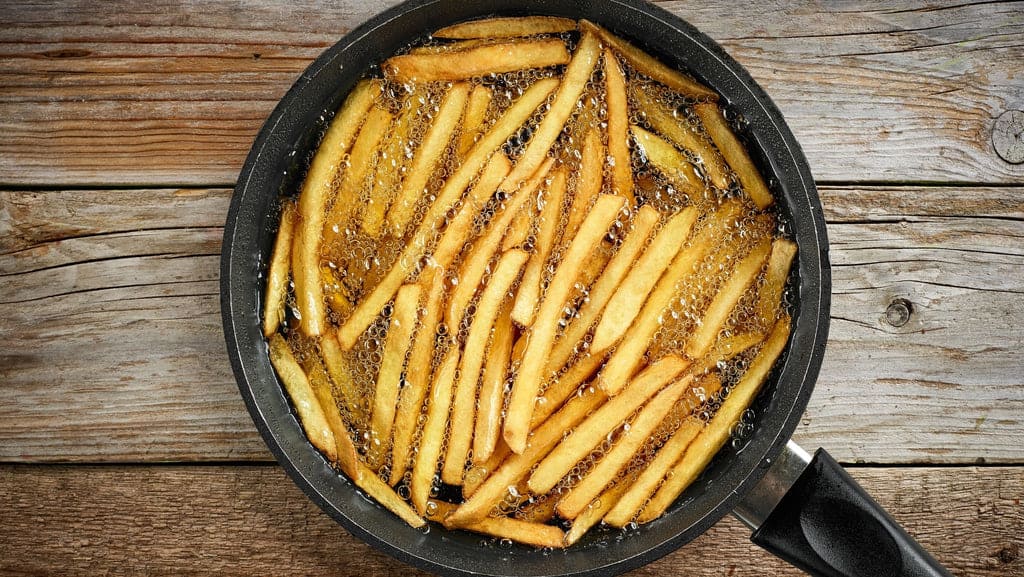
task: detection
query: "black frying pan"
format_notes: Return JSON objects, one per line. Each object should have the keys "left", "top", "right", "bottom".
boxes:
{"left": 221, "top": 1, "right": 953, "bottom": 575}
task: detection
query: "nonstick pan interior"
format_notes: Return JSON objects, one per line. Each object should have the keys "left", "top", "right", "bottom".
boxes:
{"left": 221, "top": 1, "right": 830, "bottom": 575}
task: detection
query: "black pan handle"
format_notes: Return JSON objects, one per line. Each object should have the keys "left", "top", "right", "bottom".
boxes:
{"left": 749, "top": 447, "right": 953, "bottom": 577}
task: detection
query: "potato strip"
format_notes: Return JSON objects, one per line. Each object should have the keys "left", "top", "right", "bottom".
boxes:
{"left": 590, "top": 206, "right": 698, "bottom": 355}
{"left": 267, "top": 334, "right": 337, "bottom": 463}
{"left": 604, "top": 50, "right": 635, "bottom": 205}
{"left": 384, "top": 39, "right": 570, "bottom": 83}
{"left": 321, "top": 332, "right": 368, "bottom": 428}
{"left": 387, "top": 83, "right": 470, "bottom": 236}
{"left": 528, "top": 356, "right": 689, "bottom": 494}
{"left": 431, "top": 501, "right": 565, "bottom": 548}
{"left": 292, "top": 79, "right": 380, "bottom": 337}
{"left": 694, "top": 102, "right": 773, "bottom": 209}
{"left": 410, "top": 345, "right": 460, "bottom": 514}
{"left": 756, "top": 238, "right": 798, "bottom": 330}
{"left": 564, "top": 127, "right": 604, "bottom": 237}
{"left": 362, "top": 87, "right": 426, "bottom": 237}
{"left": 565, "top": 476, "right": 631, "bottom": 545}
{"left": 355, "top": 463, "right": 426, "bottom": 528}
{"left": 581, "top": 20, "right": 717, "bottom": 101}
{"left": 305, "top": 354, "right": 361, "bottom": 481}
{"left": 434, "top": 16, "right": 577, "bottom": 39}
{"left": 464, "top": 440, "right": 511, "bottom": 498}
{"left": 367, "top": 284, "right": 422, "bottom": 471}
{"left": 632, "top": 125, "right": 704, "bottom": 199}
{"left": 473, "top": 298, "right": 515, "bottom": 465}
{"left": 263, "top": 201, "right": 296, "bottom": 337}
{"left": 336, "top": 78, "right": 558, "bottom": 350}
{"left": 638, "top": 316, "right": 791, "bottom": 523}
{"left": 505, "top": 194, "right": 625, "bottom": 453}
{"left": 511, "top": 166, "right": 569, "bottom": 327}
{"left": 444, "top": 249, "right": 529, "bottom": 484}
{"left": 457, "top": 85, "right": 494, "bottom": 159}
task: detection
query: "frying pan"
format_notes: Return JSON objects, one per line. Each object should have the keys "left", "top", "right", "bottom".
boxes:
{"left": 221, "top": 1, "right": 954, "bottom": 575}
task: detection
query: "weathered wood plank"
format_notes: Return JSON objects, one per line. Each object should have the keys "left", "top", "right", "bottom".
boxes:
{"left": 2, "top": 186, "right": 1022, "bottom": 463}
{"left": 0, "top": 1, "right": 1021, "bottom": 186}
{"left": 0, "top": 464, "right": 1019, "bottom": 576}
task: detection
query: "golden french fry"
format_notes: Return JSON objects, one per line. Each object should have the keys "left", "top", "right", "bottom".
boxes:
{"left": 638, "top": 316, "right": 791, "bottom": 523}
{"left": 267, "top": 334, "right": 337, "bottom": 462}
{"left": 362, "top": 86, "right": 427, "bottom": 237}
{"left": 501, "top": 31, "right": 601, "bottom": 191}
{"left": 580, "top": 20, "right": 717, "bottom": 101}
{"left": 444, "top": 249, "right": 530, "bottom": 484}
{"left": 263, "top": 201, "right": 296, "bottom": 337}
{"left": 440, "top": 502, "right": 565, "bottom": 548}
{"left": 366, "top": 284, "right": 422, "bottom": 471}
{"left": 321, "top": 264, "right": 355, "bottom": 319}
{"left": 547, "top": 205, "right": 661, "bottom": 374}
{"left": 305, "top": 353, "right": 361, "bottom": 481}
{"left": 431, "top": 153, "right": 512, "bottom": 271}
{"left": 446, "top": 157, "right": 555, "bottom": 332}
{"left": 557, "top": 375, "right": 691, "bottom": 519}
{"left": 528, "top": 356, "right": 689, "bottom": 494}
{"left": 631, "top": 125, "right": 704, "bottom": 199}
{"left": 504, "top": 194, "right": 626, "bottom": 453}
{"left": 597, "top": 201, "right": 743, "bottom": 395}
{"left": 445, "top": 379, "right": 608, "bottom": 527}
{"left": 390, "top": 268, "right": 446, "bottom": 485}
{"left": 320, "top": 331, "right": 368, "bottom": 428}
{"left": 685, "top": 239, "right": 771, "bottom": 360}
{"left": 511, "top": 166, "right": 569, "bottom": 326}
{"left": 434, "top": 16, "right": 577, "bottom": 39}
{"left": 694, "top": 102, "right": 773, "bottom": 209}
{"left": 604, "top": 50, "right": 635, "bottom": 205}
{"left": 756, "top": 238, "right": 798, "bottom": 329}
{"left": 590, "top": 206, "right": 698, "bottom": 355}
{"left": 336, "top": 78, "right": 559, "bottom": 350}
{"left": 501, "top": 200, "right": 535, "bottom": 252}
{"left": 457, "top": 85, "right": 494, "bottom": 159}
{"left": 564, "top": 127, "right": 605, "bottom": 237}
{"left": 410, "top": 345, "right": 460, "bottom": 514}
{"left": 633, "top": 85, "right": 729, "bottom": 189}
{"left": 293, "top": 79, "right": 380, "bottom": 337}
{"left": 464, "top": 440, "right": 511, "bottom": 498}
{"left": 531, "top": 352, "right": 605, "bottom": 429}
{"left": 355, "top": 462, "right": 426, "bottom": 528}
{"left": 387, "top": 83, "right": 470, "bottom": 236}
{"left": 473, "top": 298, "right": 516, "bottom": 465}
{"left": 384, "top": 39, "right": 570, "bottom": 83}
{"left": 565, "top": 476, "right": 631, "bottom": 545}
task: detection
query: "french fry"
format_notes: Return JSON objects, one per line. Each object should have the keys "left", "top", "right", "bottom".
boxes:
{"left": 320, "top": 331, "right": 368, "bottom": 427}
{"left": 473, "top": 297, "right": 515, "bottom": 465}
{"left": 293, "top": 79, "right": 380, "bottom": 337}
{"left": 755, "top": 238, "right": 798, "bottom": 329}
{"left": 597, "top": 201, "right": 743, "bottom": 395}
{"left": 336, "top": 78, "right": 559, "bottom": 350}
{"left": 305, "top": 354, "right": 362, "bottom": 481}
{"left": 530, "top": 351, "right": 606, "bottom": 429}
{"left": 464, "top": 440, "right": 510, "bottom": 498}
{"left": 433, "top": 501, "right": 565, "bottom": 548}
{"left": 556, "top": 375, "right": 691, "bottom": 519}
{"left": 685, "top": 239, "right": 771, "bottom": 360}
{"left": 390, "top": 268, "right": 446, "bottom": 485}
{"left": 410, "top": 345, "right": 460, "bottom": 514}
{"left": 355, "top": 462, "right": 426, "bottom": 528}
{"left": 511, "top": 166, "right": 569, "bottom": 326}
{"left": 362, "top": 86, "right": 427, "bottom": 237}
{"left": 445, "top": 379, "right": 608, "bottom": 527}
{"left": 638, "top": 316, "right": 791, "bottom": 523}
{"left": 384, "top": 39, "right": 570, "bottom": 83}
{"left": 387, "top": 83, "right": 470, "bottom": 236}
{"left": 457, "top": 85, "right": 494, "bottom": 159}
{"left": 434, "top": 16, "right": 577, "bottom": 39}
{"left": 366, "top": 284, "right": 422, "bottom": 471}
{"left": 527, "top": 356, "right": 689, "bottom": 494}
{"left": 604, "top": 50, "right": 635, "bottom": 205}
{"left": 564, "top": 127, "right": 605, "bottom": 237}
{"left": 501, "top": 199, "right": 535, "bottom": 252}
{"left": 263, "top": 201, "right": 296, "bottom": 337}
{"left": 547, "top": 205, "right": 660, "bottom": 374}
{"left": 565, "top": 476, "right": 631, "bottom": 545}
{"left": 321, "top": 264, "right": 355, "bottom": 319}
{"left": 446, "top": 158, "right": 555, "bottom": 332}
{"left": 631, "top": 125, "right": 704, "bottom": 200}
{"left": 505, "top": 194, "right": 626, "bottom": 453}
{"left": 633, "top": 85, "right": 729, "bottom": 189}
{"left": 687, "top": 332, "right": 765, "bottom": 380}
{"left": 444, "top": 249, "right": 530, "bottom": 484}
{"left": 518, "top": 496, "right": 559, "bottom": 524}
{"left": 693, "top": 102, "right": 773, "bottom": 209}
{"left": 267, "top": 334, "right": 337, "bottom": 462}
{"left": 580, "top": 20, "right": 717, "bottom": 101}
{"left": 590, "top": 206, "right": 698, "bottom": 355}
{"left": 501, "top": 31, "right": 601, "bottom": 191}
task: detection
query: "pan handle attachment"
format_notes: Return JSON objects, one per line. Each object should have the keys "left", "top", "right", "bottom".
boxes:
{"left": 734, "top": 443, "right": 953, "bottom": 577}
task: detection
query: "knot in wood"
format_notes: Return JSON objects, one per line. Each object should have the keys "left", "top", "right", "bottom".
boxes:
{"left": 884, "top": 298, "right": 912, "bottom": 328}
{"left": 992, "top": 110, "right": 1024, "bottom": 164}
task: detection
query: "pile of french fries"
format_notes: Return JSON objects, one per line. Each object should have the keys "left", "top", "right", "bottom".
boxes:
{"left": 262, "top": 16, "right": 798, "bottom": 547}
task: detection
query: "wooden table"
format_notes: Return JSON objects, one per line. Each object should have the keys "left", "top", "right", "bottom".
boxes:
{"left": 2, "top": 1, "right": 1022, "bottom": 575}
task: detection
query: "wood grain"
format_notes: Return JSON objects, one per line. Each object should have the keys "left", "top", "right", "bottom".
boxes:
{"left": 1, "top": 1, "right": 1022, "bottom": 186}
{"left": 0, "top": 464, "right": 1019, "bottom": 576}
{"left": 1, "top": 185, "right": 1022, "bottom": 463}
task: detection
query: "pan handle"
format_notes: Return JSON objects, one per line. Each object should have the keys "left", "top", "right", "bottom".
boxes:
{"left": 735, "top": 443, "right": 954, "bottom": 577}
